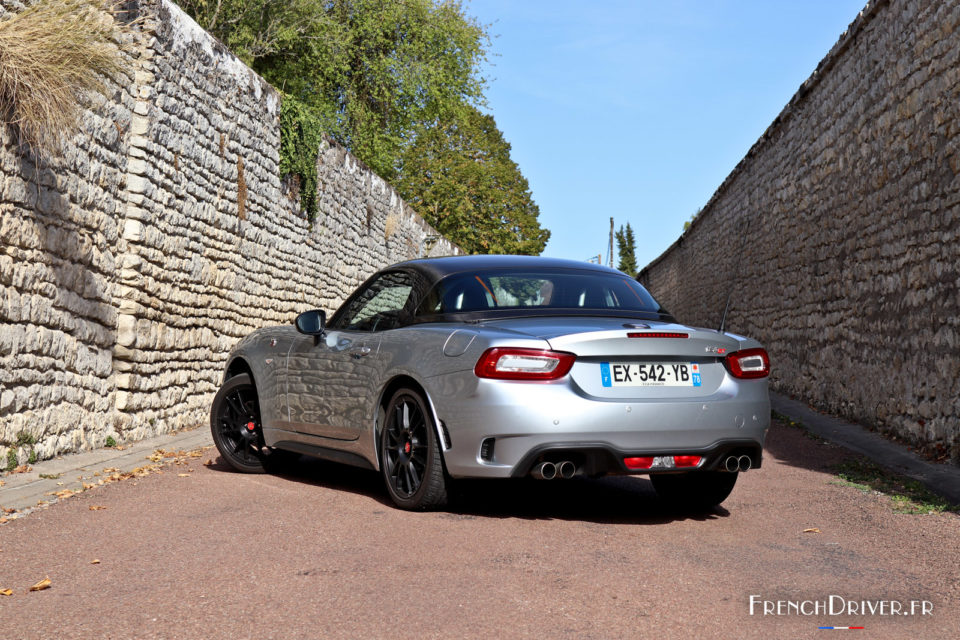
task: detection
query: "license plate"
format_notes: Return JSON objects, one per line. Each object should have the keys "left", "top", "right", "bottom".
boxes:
{"left": 600, "top": 362, "right": 701, "bottom": 387}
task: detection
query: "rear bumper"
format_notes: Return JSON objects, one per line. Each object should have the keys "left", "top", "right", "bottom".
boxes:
{"left": 427, "top": 370, "right": 770, "bottom": 479}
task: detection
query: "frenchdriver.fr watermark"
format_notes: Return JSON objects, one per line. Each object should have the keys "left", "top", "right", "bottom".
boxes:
{"left": 749, "top": 595, "right": 934, "bottom": 618}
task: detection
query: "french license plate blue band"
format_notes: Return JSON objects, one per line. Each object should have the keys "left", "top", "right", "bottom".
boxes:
{"left": 600, "top": 362, "right": 612, "bottom": 387}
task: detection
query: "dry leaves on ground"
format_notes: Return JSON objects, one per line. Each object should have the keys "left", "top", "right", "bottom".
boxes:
{"left": 0, "top": 588, "right": 12, "bottom": 596}
{"left": 803, "top": 527, "right": 822, "bottom": 534}
{"left": 89, "top": 505, "right": 107, "bottom": 511}
{"left": 28, "top": 578, "right": 51, "bottom": 592}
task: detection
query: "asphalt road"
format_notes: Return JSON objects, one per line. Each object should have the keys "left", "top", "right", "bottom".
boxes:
{"left": 1, "top": 419, "right": 958, "bottom": 639}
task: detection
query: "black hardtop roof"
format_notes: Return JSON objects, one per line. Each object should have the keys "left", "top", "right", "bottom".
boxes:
{"left": 389, "top": 254, "right": 626, "bottom": 282}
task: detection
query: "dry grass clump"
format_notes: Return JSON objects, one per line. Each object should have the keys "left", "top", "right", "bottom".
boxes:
{"left": 0, "top": 0, "right": 132, "bottom": 156}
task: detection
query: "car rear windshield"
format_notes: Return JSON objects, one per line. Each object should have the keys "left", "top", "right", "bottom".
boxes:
{"left": 416, "top": 269, "right": 664, "bottom": 317}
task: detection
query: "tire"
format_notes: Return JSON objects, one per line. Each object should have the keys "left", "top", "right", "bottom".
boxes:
{"left": 650, "top": 471, "right": 738, "bottom": 511}
{"left": 210, "top": 373, "right": 270, "bottom": 474}
{"left": 379, "top": 388, "right": 448, "bottom": 510}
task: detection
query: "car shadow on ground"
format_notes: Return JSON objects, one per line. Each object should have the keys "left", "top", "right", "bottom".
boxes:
{"left": 209, "top": 454, "right": 730, "bottom": 525}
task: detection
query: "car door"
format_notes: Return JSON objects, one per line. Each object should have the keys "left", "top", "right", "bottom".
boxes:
{"left": 285, "top": 271, "right": 416, "bottom": 441}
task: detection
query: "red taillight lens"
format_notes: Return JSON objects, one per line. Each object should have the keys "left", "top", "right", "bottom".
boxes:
{"left": 724, "top": 348, "right": 770, "bottom": 379}
{"left": 474, "top": 348, "right": 576, "bottom": 380}
{"left": 624, "top": 457, "right": 654, "bottom": 470}
{"left": 673, "top": 455, "right": 702, "bottom": 468}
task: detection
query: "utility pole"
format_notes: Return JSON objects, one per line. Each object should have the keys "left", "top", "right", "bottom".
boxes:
{"left": 608, "top": 217, "right": 614, "bottom": 268}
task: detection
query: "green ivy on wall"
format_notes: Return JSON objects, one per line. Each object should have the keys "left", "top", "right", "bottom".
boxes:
{"left": 279, "top": 94, "right": 327, "bottom": 220}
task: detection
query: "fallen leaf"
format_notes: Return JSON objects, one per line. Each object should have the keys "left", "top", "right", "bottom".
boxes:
{"left": 203, "top": 459, "right": 214, "bottom": 466}
{"left": 177, "top": 473, "right": 190, "bottom": 477}
{"left": 114, "top": 445, "right": 126, "bottom": 451}
{"left": 2, "top": 507, "right": 16, "bottom": 514}
{"left": 89, "top": 505, "right": 107, "bottom": 511}
{"left": 28, "top": 578, "right": 51, "bottom": 592}
{"left": 0, "top": 588, "right": 12, "bottom": 596}
{"left": 0, "top": 518, "right": 7, "bottom": 524}
{"left": 90, "top": 559, "right": 100, "bottom": 565}
{"left": 803, "top": 528, "right": 822, "bottom": 534}
{"left": 56, "top": 482, "right": 64, "bottom": 486}
{"left": 10, "top": 464, "right": 32, "bottom": 474}
{"left": 101, "top": 467, "right": 120, "bottom": 474}
{"left": 0, "top": 479, "right": 5, "bottom": 487}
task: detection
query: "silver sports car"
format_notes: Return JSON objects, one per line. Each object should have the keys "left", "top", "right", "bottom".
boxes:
{"left": 211, "top": 255, "right": 770, "bottom": 510}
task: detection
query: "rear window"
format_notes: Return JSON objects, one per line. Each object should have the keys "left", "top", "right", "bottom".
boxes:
{"left": 416, "top": 269, "right": 662, "bottom": 316}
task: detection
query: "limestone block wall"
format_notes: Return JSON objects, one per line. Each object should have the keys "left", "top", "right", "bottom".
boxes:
{"left": 0, "top": 0, "right": 458, "bottom": 464}
{"left": 639, "top": 0, "right": 960, "bottom": 458}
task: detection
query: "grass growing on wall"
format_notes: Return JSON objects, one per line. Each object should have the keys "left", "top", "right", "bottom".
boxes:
{"left": 279, "top": 94, "right": 327, "bottom": 221}
{"left": 0, "top": 0, "right": 132, "bottom": 157}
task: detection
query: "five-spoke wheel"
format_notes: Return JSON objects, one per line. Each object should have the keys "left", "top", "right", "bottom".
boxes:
{"left": 380, "top": 388, "right": 448, "bottom": 510}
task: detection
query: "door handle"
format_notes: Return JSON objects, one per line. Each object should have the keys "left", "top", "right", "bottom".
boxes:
{"left": 351, "top": 346, "right": 372, "bottom": 359}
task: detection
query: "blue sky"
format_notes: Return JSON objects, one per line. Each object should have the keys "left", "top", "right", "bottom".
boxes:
{"left": 466, "top": 0, "right": 868, "bottom": 267}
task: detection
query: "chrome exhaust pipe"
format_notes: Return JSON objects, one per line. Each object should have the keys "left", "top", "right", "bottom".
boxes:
{"left": 531, "top": 461, "right": 557, "bottom": 480}
{"left": 738, "top": 455, "right": 752, "bottom": 472}
{"left": 557, "top": 461, "right": 576, "bottom": 479}
{"left": 724, "top": 455, "right": 740, "bottom": 472}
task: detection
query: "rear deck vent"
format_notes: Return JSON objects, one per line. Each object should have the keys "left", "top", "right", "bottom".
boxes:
{"left": 480, "top": 437, "right": 495, "bottom": 462}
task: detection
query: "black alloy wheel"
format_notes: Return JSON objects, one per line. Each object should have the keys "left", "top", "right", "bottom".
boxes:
{"left": 380, "top": 388, "right": 448, "bottom": 510}
{"left": 210, "top": 373, "right": 271, "bottom": 473}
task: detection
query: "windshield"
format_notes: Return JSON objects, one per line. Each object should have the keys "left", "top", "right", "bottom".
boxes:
{"left": 416, "top": 269, "right": 665, "bottom": 317}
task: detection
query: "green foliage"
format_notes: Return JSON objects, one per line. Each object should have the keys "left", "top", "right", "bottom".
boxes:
{"left": 683, "top": 208, "right": 701, "bottom": 232}
{"left": 831, "top": 459, "right": 957, "bottom": 514}
{"left": 5, "top": 449, "right": 17, "bottom": 471}
{"left": 15, "top": 432, "right": 36, "bottom": 446}
{"left": 181, "top": 0, "right": 489, "bottom": 181}
{"left": 615, "top": 223, "right": 638, "bottom": 277}
{"left": 27, "top": 449, "right": 38, "bottom": 464}
{"left": 395, "top": 106, "right": 549, "bottom": 255}
{"left": 105, "top": 435, "right": 117, "bottom": 448}
{"left": 279, "top": 94, "right": 327, "bottom": 219}
{"left": 180, "top": 0, "right": 550, "bottom": 249}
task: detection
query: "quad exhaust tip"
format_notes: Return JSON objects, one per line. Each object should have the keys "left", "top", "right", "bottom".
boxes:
{"left": 531, "top": 461, "right": 578, "bottom": 480}
{"left": 531, "top": 461, "right": 557, "bottom": 480}
{"left": 724, "top": 455, "right": 752, "bottom": 472}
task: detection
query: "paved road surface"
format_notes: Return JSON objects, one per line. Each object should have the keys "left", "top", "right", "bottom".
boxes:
{"left": 1, "top": 420, "right": 957, "bottom": 639}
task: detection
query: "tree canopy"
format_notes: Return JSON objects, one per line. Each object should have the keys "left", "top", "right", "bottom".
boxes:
{"left": 178, "top": 0, "right": 550, "bottom": 254}
{"left": 615, "top": 222, "right": 638, "bottom": 277}
{"left": 396, "top": 106, "right": 549, "bottom": 255}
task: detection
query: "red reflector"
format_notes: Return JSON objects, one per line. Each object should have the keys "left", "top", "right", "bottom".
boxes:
{"left": 626, "top": 332, "right": 688, "bottom": 339}
{"left": 246, "top": 422, "right": 255, "bottom": 431}
{"left": 673, "top": 455, "right": 702, "bottom": 468}
{"left": 624, "top": 456, "right": 654, "bottom": 470}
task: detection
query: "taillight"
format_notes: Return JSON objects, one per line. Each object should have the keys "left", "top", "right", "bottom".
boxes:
{"left": 474, "top": 348, "right": 576, "bottom": 380}
{"left": 724, "top": 348, "right": 770, "bottom": 379}
{"left": 673, "top": 455, "right": 701, "bottom": 468}
{"left": 624, "top": 457, "right": 654, "bottom": 470}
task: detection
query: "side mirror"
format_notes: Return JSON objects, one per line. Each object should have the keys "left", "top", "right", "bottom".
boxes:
{"left": 295, "top": 309, "right": 326, "bottom": 335}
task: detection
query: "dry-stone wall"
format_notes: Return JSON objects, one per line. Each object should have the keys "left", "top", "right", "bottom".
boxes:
{"left": 0, "top": 0, "right": 458, "bottom": 464}
{"left": 639, "top": 0, "right": 960, "bottom": 459}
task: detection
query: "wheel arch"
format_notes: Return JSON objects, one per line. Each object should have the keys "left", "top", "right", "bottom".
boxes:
{"left": 375, "top": 375, "right": 449, "bottom": 467}
{"left": 225, "top": 357, "right": 256, "bottom": 388}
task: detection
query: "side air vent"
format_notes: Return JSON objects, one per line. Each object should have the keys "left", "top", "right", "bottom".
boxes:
{"left": 479, "top": 437, "right": 495, "bottom": 462}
